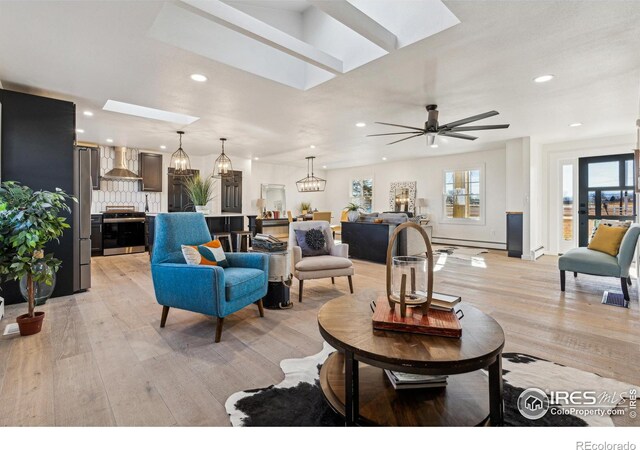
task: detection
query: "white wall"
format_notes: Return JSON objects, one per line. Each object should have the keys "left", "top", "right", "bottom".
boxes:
{"left": 324, "top": 147, "right": 509, "bottom": 247}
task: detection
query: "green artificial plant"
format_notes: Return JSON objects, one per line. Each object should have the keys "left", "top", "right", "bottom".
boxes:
{"left": 182, "top": 175, "right": 216, "bottom": 207}
{"left": 0, "top": 181, "right": 75, "bottom": 318}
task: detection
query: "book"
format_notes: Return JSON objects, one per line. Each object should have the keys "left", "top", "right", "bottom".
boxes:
{"left": 253, "top": 233, "right": 282, "bottom": 243}
{"left": 372, "top": 297, "right": 462, "bottom": 338}
{"left": 430, "top": 292, "right": 461, "bottom": 311}
{"left": 384, "top": 369, "right": 448, "bottom": 390}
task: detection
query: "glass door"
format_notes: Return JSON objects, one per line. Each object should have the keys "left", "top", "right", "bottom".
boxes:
{"left": 559, "top": 162, "right": 577, "bottom": 254}
{"left": 578, "top": 154, "right": 635, "bottom": 247}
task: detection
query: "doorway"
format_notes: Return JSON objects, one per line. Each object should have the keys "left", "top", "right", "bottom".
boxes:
{"left": 578, "top": 154, "right": 635, "bottom": 247}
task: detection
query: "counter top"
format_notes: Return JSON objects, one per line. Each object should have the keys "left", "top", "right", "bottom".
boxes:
{"left": 145, "top": 212, "right": 246, "bottom": 218}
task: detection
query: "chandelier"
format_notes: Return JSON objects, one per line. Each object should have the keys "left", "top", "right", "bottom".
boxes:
{"left": 169, "top": 131, "right": 191, "bottom": 176}
{"left": 296, "top": 156, "right": 326, "bottom": 192}
{"left": 213, "top": 138, "right": 234, "bottom": 180}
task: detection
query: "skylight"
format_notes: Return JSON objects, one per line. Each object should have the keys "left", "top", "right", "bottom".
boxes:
{"left": 102, "top": 100, "right": 200, "bottom": 125}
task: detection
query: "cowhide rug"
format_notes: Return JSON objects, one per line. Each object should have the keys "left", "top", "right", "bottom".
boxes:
{"left": 433, "top": 245, "right": 489, "bottom": 261}
{"left": 225, "top": 343, "right": 638, "bottom": 427}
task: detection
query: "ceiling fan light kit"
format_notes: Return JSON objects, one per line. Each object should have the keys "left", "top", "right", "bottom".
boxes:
{"left": 296, "top": 156, "right": 326, "bottom": 193}
{"left": 213, "top": 137, "right": 234, "bottom": 180}
{"left": 368, "top": 104, "right": 510, "bottom": 147}
{"left": 169, "top": 131, "right": 192, "bottom": 176}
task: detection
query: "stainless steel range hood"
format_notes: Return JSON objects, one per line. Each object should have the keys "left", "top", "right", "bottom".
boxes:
{"left": 102, "top": 147, "right": 142, "bottom": 180}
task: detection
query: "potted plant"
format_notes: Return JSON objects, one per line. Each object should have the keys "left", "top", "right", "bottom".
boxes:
{"left": 300, "top": 201, "right": 311, "bottom": 215}
{"left": 345, "top": 202, "right": 363, "bottom": 222}
{"left": 183, "top": 175, "right": 215, "bottom": 214}
{"left": 0, "top": 181, "right": 74, "bottom": 336}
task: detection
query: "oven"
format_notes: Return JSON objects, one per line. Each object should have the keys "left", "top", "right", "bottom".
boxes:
{"left": 101, "top": 206, "right": 146, "bottom": 256}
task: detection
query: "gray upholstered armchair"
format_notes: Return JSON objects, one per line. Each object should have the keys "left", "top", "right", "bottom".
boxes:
{"left": 289, "top": 220, "right": 354, "bottom": 302}
{"left": 559, "top": 224, "right": 640, "bottom": 301}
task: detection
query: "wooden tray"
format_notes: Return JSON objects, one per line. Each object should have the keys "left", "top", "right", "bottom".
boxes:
{"left": 372, "top": 299, "right": 462, "bottom": 338}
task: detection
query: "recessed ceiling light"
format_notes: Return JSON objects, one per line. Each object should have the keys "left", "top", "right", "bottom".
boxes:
{"left": 160, "top": 145, "right": 167, "bottom": 150}
{"left": 254, "top": 157, "right": 259, "bottom": 160}
{"left": 534, "top": 74, "right": 554, "bottom": 83}
{"left": 310, "top": 145, "right": 316, "bottom": 149}
{"left": 103, "top": 100, "right": 199, "bottom": 125}
{"left": 382, "top": 157, "right": 387, "bottom": 161}
{"left": 322, "top": 165, "right": 327, "bottom": 169}
{"left": 106, "top": 138, "right": 113, "bottom": 143}
{"left": 569, "top": 122, "right": 583, "bottom": 127}
{"left": 190, "top": 74, "right": 207, "bottom": 82}
{"left": 83, "top": 111, "right": 93, "bottom": 117}
{"left": 356, "top": 122, "right": 366, "bottom": 127}
{"left": 76, "top": 128, "right": 85, "bottom": 134}
{"left": 430, "top": 144, "right": 439, "bottom": 148}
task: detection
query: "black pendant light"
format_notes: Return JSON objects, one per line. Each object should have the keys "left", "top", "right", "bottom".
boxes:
{"left": 169, "top": 131, "right": 191, "bottom": 176}
{"left": 213, "top": 138, "right": 234, "bottom": 180}
{"left": 296, "top": 156, "right": 326, "bottom": 192}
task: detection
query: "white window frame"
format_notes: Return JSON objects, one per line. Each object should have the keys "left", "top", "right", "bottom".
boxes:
{"left": 440, "top": 165, "right": 486, "bottom": 225}
{"left": 350, "top": 178, "right": 374, "bottom": 213}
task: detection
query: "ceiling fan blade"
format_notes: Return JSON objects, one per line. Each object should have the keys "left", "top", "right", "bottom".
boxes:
{"left": 440, "top": 132, "right": 478, "bottom": 141}
{"left": 449, "top": 124, "right": 510, "bottom": 132}
{"left": 442, "top": 111, "right": 499, "bottom": 129}
{"left": 375, "top": 122, "right": 426, "bottom": 132}
{"left": 387, "top": 134, "right": 425, "bottom": 145}
{"left": 367, "top": 131, "right": 424, "bottom": 137}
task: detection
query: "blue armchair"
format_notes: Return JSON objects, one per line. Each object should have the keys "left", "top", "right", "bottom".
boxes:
{"left": 559, "top": 224, "right": 640, "bottom": 301}
{"left": 150, "top": 213, "right": 269, "bottom": 342}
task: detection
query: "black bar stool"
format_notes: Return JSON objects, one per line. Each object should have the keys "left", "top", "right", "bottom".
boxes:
{"left": 212, "top": 232, "right": 233, "bottom": 252}
{"left": 231, "top": 230, "right": 253, "bottom": 252}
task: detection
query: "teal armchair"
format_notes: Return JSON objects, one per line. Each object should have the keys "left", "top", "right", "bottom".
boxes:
{"left": 558, "top": 224, "right": 640, "bottom": 300}
{"left": 151, "top": 213, "right": 268, "bottom": 342}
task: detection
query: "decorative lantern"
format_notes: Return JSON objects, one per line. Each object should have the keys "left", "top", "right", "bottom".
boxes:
{"left": 385, "top": 222, "right": 434, "bottom": 317}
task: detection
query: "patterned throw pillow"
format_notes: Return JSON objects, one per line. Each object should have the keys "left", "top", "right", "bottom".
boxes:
{"left": 181, "top": 239, "right": 229, "bottom": 268}
{"left": 294, "top": 228, "right": 329, "bottom": 257}
{"left": 590, "top": 219, "right": 632, "bottom": 239}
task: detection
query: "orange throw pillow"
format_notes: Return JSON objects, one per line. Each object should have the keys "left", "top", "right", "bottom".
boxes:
{"left": 587, "top": 225, "right": 627, "bottom": 256}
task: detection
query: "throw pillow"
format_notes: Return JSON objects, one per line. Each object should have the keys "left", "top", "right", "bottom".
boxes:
{"left": 181, "top": 239, "right": 229, "bottom": 267}
{"left": 295, "top": 228, "right": 329, "bottom": 257}
{"left": 590, "top": 219, "right": 632, "bottom": 239}
{"left": 587, "top": 225, "right": 628, "bottom": 256}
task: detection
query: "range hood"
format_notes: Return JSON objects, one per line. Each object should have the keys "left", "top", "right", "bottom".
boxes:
{"left": 102, "top": 147, "right": 142, "bottom": 180}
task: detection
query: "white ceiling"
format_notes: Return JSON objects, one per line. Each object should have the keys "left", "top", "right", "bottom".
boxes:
{"left": 0, "top": 1, "right": 639, "bottom": 169}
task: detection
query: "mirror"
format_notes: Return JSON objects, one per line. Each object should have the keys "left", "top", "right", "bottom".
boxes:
{"left": 389, "top": 181, "right": 417, "bottom": 214}
{"left": 261, "top": 184, "right": 286, "bottom": 218}
{"left": 394, "top": 187, "right": 410, "bottom": 212}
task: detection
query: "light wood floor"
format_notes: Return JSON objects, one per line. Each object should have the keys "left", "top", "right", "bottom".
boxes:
{"left": 0, "top": 250, "right": 638, "bottom": 426}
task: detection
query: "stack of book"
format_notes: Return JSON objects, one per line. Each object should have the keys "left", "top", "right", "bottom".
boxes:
{"left": 384, "top": 370, "right": 448, "bottom": 390}
{"left": 252, "top": 234, "right": 287, "bottom": 252}
{"left": 429, "top": 292, "right": 461, "bottom": 311}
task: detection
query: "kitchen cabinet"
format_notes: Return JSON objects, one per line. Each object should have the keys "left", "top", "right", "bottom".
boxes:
{"left": 168, "top": 169, "right": 199, "bottom": 212}
{"left": 90, "top": 147, "right": 100, "bottom": 190}
{"left": 91, "top": 214, "right": 103, "bottom": 256}
{"left": 221, "top": 171, "right": 242, "bottom": 213}
{"left": 139, "top": 152, "right": 163, "bottom": 192}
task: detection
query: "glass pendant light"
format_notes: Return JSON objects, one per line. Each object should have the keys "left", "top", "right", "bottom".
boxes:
{"left": 296, "top": 156, "right": 326, "bottom": 192}
{"left": 213, "top": 138, "right": 234, "bottom": 180}
{"left": 169, "top": 131, "right": 191, "bottom": 176}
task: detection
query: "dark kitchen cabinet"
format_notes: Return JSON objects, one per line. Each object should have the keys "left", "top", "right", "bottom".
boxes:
{"left": 221, "top": 171, "right": 242, "bottom": 213}
{"left": 139, "top": 152, "right": 163, "bottom": 192}
{"left": 90, "top": 147, "right": 100, "bottom": 190}
{"left": 91, "top": 214, "right": 103, "bottom": 256}
{"left": 167, "top": 169, "right": 199, "bottom": 212}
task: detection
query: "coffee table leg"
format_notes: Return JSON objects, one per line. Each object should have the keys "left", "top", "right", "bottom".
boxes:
{"left": 488, "top": 353, "right": 504, "bottom": 426}
{"left": 344, "top": 350, "right": 359, "bottom": 426}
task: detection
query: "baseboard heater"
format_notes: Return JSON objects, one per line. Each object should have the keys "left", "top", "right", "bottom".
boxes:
{"left": 432, "top": 236, "right": 507, "bottom": 251}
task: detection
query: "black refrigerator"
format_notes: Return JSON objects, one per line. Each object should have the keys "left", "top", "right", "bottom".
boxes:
{"left": 0, "top": 88, "right": 90, "bottom": 304}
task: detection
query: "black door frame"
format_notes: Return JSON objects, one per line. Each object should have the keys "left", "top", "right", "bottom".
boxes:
{"left": 578, "top": 153, "right": 635, "bottom": 247}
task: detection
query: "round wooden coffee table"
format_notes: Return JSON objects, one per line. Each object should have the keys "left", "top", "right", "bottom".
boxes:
{"left": 317, "top": 296, "right": 505, "bottom": 426}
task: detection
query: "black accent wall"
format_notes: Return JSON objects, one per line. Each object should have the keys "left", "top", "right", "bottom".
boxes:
{"left": 0, "top": 89, "right": 76, "bottom": 305}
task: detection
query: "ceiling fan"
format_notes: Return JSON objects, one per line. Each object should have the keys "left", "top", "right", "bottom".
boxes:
{"left": 368, "top": 104, "right": 510, "bottom": 147}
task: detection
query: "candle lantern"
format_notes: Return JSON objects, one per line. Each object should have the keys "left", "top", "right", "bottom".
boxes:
{"left": 386, "top": 222, "right": 434, "bottom": 317}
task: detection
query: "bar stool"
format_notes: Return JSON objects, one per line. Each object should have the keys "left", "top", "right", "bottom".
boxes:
{"left": 231, "top": 230, "right": 253, "bottom": 252}
{"left": 212, "top": 232, "right": 233, "bottom": 252}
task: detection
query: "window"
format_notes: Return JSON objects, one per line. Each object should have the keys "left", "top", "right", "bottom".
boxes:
{"left": 443, "top": 168, "right": 482, "bottom": 222}
{"left": 351, "top": 178, "right": 373, "bottom": 213}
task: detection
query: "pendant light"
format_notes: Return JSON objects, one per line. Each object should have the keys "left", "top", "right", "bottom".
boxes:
{"left": 213, "top": 138, "right": 234, "bottom": 180}
{"left": 296, "top": 156, "right": 326, "bottom": 192}
{"left": 169, "top": 131, "right": 191, "bottom": 176}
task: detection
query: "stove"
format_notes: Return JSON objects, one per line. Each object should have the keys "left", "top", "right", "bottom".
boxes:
{"left": 101, "top": 206, "right": 146, "bottom": 256}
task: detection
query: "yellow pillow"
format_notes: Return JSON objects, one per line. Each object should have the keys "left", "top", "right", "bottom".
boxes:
{"left": 587, "top": 225, "right": 627, "bottom": 256}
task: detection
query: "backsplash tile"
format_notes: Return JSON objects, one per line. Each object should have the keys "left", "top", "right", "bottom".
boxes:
{"left": 91, "top": 146, "right": 161, "bottom": 213}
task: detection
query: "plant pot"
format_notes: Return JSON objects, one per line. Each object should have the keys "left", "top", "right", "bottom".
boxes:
{"left": 302, "top": 210, "right": 308, "bottom": 215}
{"left": 16, "top": 311, "right": 45, "bottom": 336}
{"left": 347, "top": 210, "right": 360, "bottom": 222}
{"left": 19, "top": 264, "right": 56, "bottom": 306}
{"left": 195, "top": 205, "right": 210, "bottom": 214}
